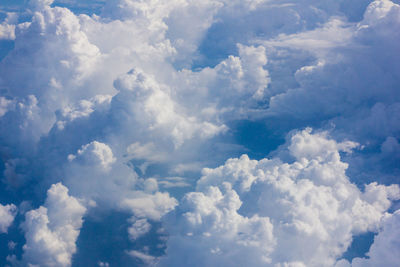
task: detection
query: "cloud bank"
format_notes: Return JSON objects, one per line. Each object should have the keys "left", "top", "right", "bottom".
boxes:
{"left": 0, "top": 0, "right": 399, "bottom": 266}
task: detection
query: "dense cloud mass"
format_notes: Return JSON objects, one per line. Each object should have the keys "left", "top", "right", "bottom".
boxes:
{"left": 0, "top": 0, "right": 399, "bottom": 266}
{"left": 161, "top": 129, "right": 400, "bottom": 266}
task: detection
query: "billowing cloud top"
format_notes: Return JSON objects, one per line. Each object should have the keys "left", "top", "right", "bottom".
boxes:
{"left": 161, "top": 129, "right": 399, "bottom": 267}
{"left": 0, "top": 0, "right": 399, "bottom": 266}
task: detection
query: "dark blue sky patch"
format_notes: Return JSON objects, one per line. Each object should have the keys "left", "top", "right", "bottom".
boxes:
{"left": 342, "top": 232, "right": 376, "bottom": 262}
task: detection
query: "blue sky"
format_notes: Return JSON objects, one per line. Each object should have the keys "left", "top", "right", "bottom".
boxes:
{"left": 0, "top": 0, "right": 399, "bottom": 266}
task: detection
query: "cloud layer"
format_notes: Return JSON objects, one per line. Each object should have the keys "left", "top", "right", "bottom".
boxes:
{"left": 0, "top": 0, "right": 399, "bottom": 266}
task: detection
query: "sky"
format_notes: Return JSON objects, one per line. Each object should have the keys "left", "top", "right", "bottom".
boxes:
{"left": 0, "top": 0, "right": 399, "bottom": 266}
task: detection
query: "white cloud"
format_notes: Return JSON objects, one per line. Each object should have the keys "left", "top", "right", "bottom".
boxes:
{"left": 336, "top": 210, "right": 400, "bottom": 267}
{"left": 0, "top": 203, "right": 17, "bottom": 233}
{"left": 248, "top": 0, "right": 400, "bottom": 183}
{"left": 68, "top": 141, "right": 116, "bottom": 170}
{"left": 127, "top": 218, "right": 151, "bottom": 240}
{"left": 0, "top": 3, "right": 102, "bottom": 155}
{"left": 161, "top": 129, "right": 400, "bottom": 266}
{"left": 29, "top": 0, "right": 55, "bottom": 11}
{"left": 0, "top": 97, "right": 14, "bottom": 118}
{"left": 265, "top": 0, "right": 400, "bottom": 119}
{"left": 157, "top": 177, "right": 191, "bottom": 189}
{"left": 121, "top": 191, "right": 177, "bottom": 221}
{"left": 20, "top": 183, "right": 86, "bottom": 267}
{"left": 64, "top": 140, "right": 178, "bottom": 253}
{"left": 126, "top": 249, "right": 158, "bottom": 265}
{"left": 0, "top": 23, "right": 15, "bottom": 40}
{"left": 351, "top": 210, "right": 400, "bottom": 267}
{"left": 65, "top": 141, "right": 178, "bottom": 217}
{"left": 0, "top": 0, "right": 399, "bottom": 265}
{"left": 111, "top": 68, "right": 227, "bottom": 147}
{"left": 0, "top": 0, "right": 274, "bottom": 196}
{"left": 126, "top": 142, "right": 168, "bottom": 162}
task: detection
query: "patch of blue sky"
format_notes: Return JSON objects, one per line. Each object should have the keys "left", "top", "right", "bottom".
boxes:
{"left": 53, "top": 0, "right": 105, "bottom": 15}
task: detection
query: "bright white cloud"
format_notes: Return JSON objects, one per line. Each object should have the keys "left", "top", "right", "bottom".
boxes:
{"left": 65, "top": 141, "right": 177, "bottom": 215}
{"left": 68, "top": 141, "right": 116, "bottom": 170}
{"left": 0, "top": 0, "right": 399, "bottom": 265}
{"left": 20, "top": 183, "right": 86, "bottom": 267}
{"left": 111, "top": 68, "right": 227, "bottom": 147}
{"left": 161, "top": 129, "right": 400, "bottom": 266}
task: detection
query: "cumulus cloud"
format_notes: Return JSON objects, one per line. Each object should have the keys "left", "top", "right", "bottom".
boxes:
{"left": 0, "top": 0, "right": 399, "bottom": 265}
{"left": 64, "top": 140, "right": 177, "bottom": 253}
{"left": 0, "top": 2, "right": 102, "bottom": 158}
{"left": 161, "top": 129, "right": 400, "bottom": 266}
{"left": 264, "top": 0, "right": 400, "bottom": 122}
{"left": 65, "top": 141, "right": 177, "bottom": 214}
{"left": 20, "top": 183, "right": 86, "bottom": 267}
{"left": 68, "top": 141, "right": 116, "bottom": 170}
{"left": 111, "top": 68, "right": 227, "bottom": 147}
{"left": 0, "top": 0, "right": 272, "bottom": 196}
{"left": 246, "top": 0, "right": 400, "bottom": 183}
{"left": 0, "top": 203, "right": 17, "bottom": 233}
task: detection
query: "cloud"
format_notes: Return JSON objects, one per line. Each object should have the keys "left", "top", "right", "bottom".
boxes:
{"left": 65, "top": 141, "right": 177, "bottom": 215}
{"left": 264, "top": 0, "right": 400, "bottom": 120}
{"left": 68, "top": 141, "right": 116, "bottom": 170}
{"left": 336, "top": 210, "right": 400, "bottom": 267}
{"left": 111, "top": 68, "right": 227, "bottom": 147}
{"left": 0, "top": 203, "right": 17, "bottom": 233}
{"left": 126, "top": 249, "right": 158, "bottom": 266}
{"left": 248, "top": 0, "right": 400, "bottom": 183}
{"left": 0, "top": 0, "right": 271, "bottom": 196}
{"left": 0, "top": 0, "right": 399, "bottom": 265}
{"left": 351, "top": 210, "right": 400, "bottom": 267}
{"left": 161, "top": 129, "right": 400, "bottom": 266}
{"left": 157, "top": 177, "right": 191, "bottom": 189}
{"left": 120, "top": 192, "right": 178, "bottom": 221}
{"left": 20, "top": 183, "right": 86, "bottom": 267}
{"left": 29, "top": 0, "right": 55, "bottom": 11}
{"left": 0, "top": 23, "right": 15, "bottom": 40}
{"left": 127, "top": 218, "right": 151, "bottom": 240}
{"left": 64, "top": 140, "right": 177, "bottom": 254}
{"left": 0, "top": 97, "right": 14, "bottom": 117}
{"left": 0, "top": 2, "right": 102, "bottom": 156}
